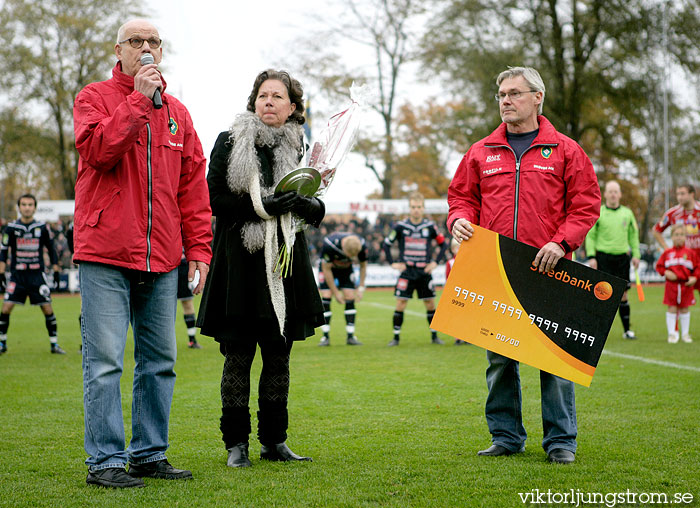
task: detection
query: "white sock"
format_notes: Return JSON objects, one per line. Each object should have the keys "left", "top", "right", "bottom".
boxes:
{"left": 679, "top": 312, "right": 691, "bottom": 337}
{"left": 666, "top": 312, "right": 678, "bottom": 338}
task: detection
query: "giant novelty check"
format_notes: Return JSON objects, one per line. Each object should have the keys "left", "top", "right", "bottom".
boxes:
{"left": 431, "top": 226, "right": 626, "bottom": 386}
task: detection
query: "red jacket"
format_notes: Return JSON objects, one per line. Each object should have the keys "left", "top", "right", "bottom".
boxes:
{"left": 447, "top": 116, "right": 600, "bottom": 253}
{"left": 73, "top": 62, "right": 212, "bottom": 272}
{"left": 655, "top": 246, "right": 698, "bottom": 282}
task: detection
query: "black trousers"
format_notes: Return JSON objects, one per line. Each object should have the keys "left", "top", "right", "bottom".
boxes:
{"left": 219, "top": 335, "right": 293, "bottom": 449}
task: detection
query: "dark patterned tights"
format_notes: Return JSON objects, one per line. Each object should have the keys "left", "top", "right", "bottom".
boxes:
{"left": 220, "top": 338, "right": 292, "bottom": 448}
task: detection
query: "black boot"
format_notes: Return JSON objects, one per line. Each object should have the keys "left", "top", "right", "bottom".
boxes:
{"left": 257, "top": 400, "right": 288, "bottom": 447}
{"left": 260, "top": 442, "right": 312, "bottom": 462}
{"left": 220, "top": 406, "right": 251, "bottom": 452}
{"left": 227, "top": 442, "right": 251, "bottom": 468}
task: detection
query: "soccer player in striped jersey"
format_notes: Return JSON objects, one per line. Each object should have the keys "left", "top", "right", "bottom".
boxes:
{"left": 383, "top": 192, "right": 447, "bottom": 346}
{"left": 317, "top": 232, "right": 368, "bottom": 346}
{"left": 0, "top": 194, "right": 64, "bottom": 354}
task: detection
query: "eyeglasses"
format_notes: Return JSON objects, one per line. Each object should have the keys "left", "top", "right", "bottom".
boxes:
{"left": 494, "top": 90, "right": 537, "bottom": 102}
{"left": 118, "top": 36, "right": 162, "bottom": 49}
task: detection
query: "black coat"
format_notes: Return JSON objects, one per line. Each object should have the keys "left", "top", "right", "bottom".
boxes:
{"left": 197, "top": 131, "right": 325, "bottom": 342}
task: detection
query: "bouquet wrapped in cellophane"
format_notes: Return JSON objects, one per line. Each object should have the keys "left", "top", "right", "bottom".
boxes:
{"left": 307, "top": 82, "right": 370, "bottom": 196}
{"left": 275, "top": 83, "right": 369, "bottom": 278}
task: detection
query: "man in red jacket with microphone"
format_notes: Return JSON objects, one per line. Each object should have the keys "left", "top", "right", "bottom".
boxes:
{"left": 73, "top": 19, "right": 212, "bottom": 488}
{"left": 448, "top": 67, "right": 600, "bottom": 465}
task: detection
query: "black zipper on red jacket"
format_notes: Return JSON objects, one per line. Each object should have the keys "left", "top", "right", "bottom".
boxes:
{"left": 485, "top": 143, "right": 556, "bottom": 241}
{"left": 146, "top": 123, "right": 153, "bottom": 272}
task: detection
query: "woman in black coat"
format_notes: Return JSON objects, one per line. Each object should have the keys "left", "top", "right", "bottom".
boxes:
{"left": 197, "top": 69, "right": 325, "bottom": 468}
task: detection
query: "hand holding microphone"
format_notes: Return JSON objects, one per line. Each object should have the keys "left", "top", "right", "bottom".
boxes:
{"left": 137, "top": 53, "right": 162, "bottom": 109}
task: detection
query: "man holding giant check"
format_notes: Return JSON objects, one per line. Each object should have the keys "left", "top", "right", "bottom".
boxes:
{"left": 446, "top": 67, "right": 600, "bottom": 465}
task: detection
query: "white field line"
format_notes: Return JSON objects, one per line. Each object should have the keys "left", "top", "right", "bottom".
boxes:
{"left": 367, "top": 301, "right": 425, "bottom": 317}
{"left": 602, "top": 350, "right": 700, "bottom": 373}
{"left": 367, "top": 302, "right": 700, "bottom": 372}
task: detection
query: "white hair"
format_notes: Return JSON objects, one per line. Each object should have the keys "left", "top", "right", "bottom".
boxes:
{"left": 496, "top": 67, "right": 546, "bottom": 115}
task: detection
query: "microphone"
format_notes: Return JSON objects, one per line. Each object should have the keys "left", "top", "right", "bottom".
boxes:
{"left": 140, "top": 53, "right": 162, "bottom": 109}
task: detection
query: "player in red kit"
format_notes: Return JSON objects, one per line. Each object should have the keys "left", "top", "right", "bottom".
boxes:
{"left": 653, "top": 184, "right": 700, "bottom": 298}
{"left": 655, "top": 224, "right": 698, "bottom": 343}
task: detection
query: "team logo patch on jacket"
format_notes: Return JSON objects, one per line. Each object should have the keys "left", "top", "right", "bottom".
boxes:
{"left": 169, "top": 118, "right": 178, "bottom": 135}
{"left": 541, "top": 147, "right": 552, "bottom": 159}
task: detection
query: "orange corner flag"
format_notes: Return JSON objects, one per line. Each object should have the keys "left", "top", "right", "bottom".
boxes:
{"left": 634, "top": 268, "right": 645, "bottom": 302}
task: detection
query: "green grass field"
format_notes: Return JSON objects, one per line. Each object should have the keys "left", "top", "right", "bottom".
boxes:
{"left": 1, "top": 286, "right": 699, "bottom": 507}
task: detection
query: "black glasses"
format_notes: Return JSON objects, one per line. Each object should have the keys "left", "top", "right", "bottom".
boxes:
{"left": 494, "top": 90, "right": 537, "bottom": 102}
{"left": 118, "top": 36, "right": 162, "bottom": 49}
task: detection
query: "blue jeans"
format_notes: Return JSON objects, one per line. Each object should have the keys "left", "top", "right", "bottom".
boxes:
{"left": 80, "top": 262, "right": 178, "bottom": 471}
{"left": 484, "top": 351, "right": 577, "bottom": 454}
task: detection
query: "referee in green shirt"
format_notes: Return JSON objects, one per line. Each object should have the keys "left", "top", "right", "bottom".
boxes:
{"left": 585, "top": 180, "right": 641, "bottom": 339}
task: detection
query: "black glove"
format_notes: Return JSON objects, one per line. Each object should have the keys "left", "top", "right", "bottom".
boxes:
{"left": 291, "top": 195, "right": 322, "bottom": 217}
{"left": 291, "top": 195, "right": 325, "bottom": 227}
{"left": 53, "top": 271, "right": 61, "bottom": 289}
{"left": 0, "top": 273, "right": 5, "bottom": 293}
{"left": 262, "top": 191, "right": 297, "bottom": 216}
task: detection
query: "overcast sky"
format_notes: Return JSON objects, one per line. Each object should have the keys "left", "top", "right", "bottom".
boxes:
{"left": 147, "top": 0, "right": 382, "bottom": 202}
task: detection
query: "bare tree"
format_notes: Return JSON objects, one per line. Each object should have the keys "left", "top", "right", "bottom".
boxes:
{"left": 0, "top": 109, "right": 58, "bottom": 217}
{"left": 421, "top": 0, "right": 700, "bottom": 241}
{"left": 0, "top": 0, "right": 139, "bottom": 199}
{"left": 291, "top": 0, "right": 425, "bottom": 198}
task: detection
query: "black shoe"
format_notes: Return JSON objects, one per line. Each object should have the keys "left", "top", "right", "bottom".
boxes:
{"left": 547, "top": 448, "right": 575, "bottom": 464}
{"left": 86, "top": 467, "right": 145, "bottom": 488}
{"left": 346, "top": 336, "right": 363, "bottom": 345}
{"left": 227, "top": 442, "right": 251, "bottom": 468}
{"left": 51, "top": 344, "right": 66, "bottom": 354}
{"left": 477, "top": 444, "right": 518, "bottom": 456}
{"left": 387, "top": 339, "right": 399, "bottom": 347}
{"left": 188, "top": 341, "right": 202, "bottom": 349}
{"left": 260, "top": 442, "right": 312, "bottom": 462}
{"left": 454, "top": 339, "right": 468, "bottom": 345}
{"left": 431, "top": 336, "right": 444, "bottom": 345}
{"left": 128, "top": 459, "right": 193, "bottom": 479}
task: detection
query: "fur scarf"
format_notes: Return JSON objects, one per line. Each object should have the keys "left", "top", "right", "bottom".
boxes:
{"left": 225, "top": 112, "right": 304, "bottom": 336}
